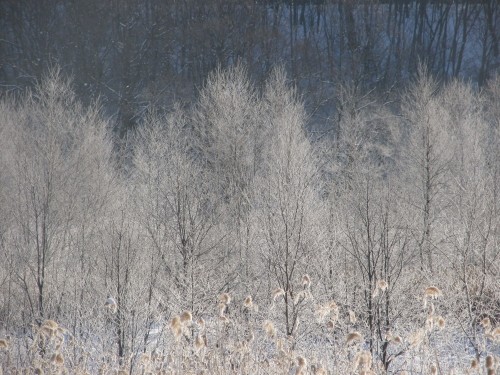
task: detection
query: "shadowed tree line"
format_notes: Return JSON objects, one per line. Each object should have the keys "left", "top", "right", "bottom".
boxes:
{"left": 1, "top": 0, "right": 498, "bottom": 135}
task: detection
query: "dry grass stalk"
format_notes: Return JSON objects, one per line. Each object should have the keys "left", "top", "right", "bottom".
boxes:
{"left": 51, "top": 352, "right": 64, "bottom": 366}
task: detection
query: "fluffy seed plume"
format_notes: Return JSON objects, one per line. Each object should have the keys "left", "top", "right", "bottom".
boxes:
{"left": 272, "top": 288, "right": 285, "bottom": 301}
{"left": 105, "top": 296, "right": 118, "bottom": 314}
{"left": 219, "top": 293, "right": 231, "bottom": 305}
{"left": 391, "top": 336, "right": 402, "bottom": 344}
{"left": 170, "top": 316, "right": 182, "bottom": 337}
{"left": 481, "top": 317, "right": 492, "bottom": 331}
{"left": 180, "top": 311, "right": 192, "bottom": 325}
{"left": 195, "top": 334, "right": 206, "bottom": 350}
{"left": 42, "top": 320, "right": 58, "bottom": 330}
{"left": 435, "top": 316, "right": 446, "bottom": 329}
{"left": 51, "top": 352, "right": 64, "bottom": 366}
{"left": 377, "top": 279, "right": 388, "bottom": 291}
{"left": 0, "top": 338, "right": 8, "bottom": 350}
{"left": 243, "top": 295, "right": 253, "bottom": 309}
{"left": 424, "top": 286, "right": 442, "bottom": 299}
{"left": 263, "top": 320, "right": 276, "bottom": 338}
{"left": 346, "top": 331, "right": 363, "bottom": 345}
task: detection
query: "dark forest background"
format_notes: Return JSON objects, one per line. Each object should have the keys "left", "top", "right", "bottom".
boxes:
{"left": 1, "top": 0, "right": 498, "bottom": 136}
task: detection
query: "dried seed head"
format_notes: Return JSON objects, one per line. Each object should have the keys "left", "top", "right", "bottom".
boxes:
{"left": 486, "top": 355, "right": 494, "bottom": 369}
{"left": 197, "top": 317, "right": 206, "bottom": 330}
{"left": 219, "top": 293, "right": 231, "bottom": 305}
{"left": 349, "top": 310, "right": 357, "bottom": 324}
{"left": 51, "top": 352, "right": 64, "bottom": 366}
{"left": 435, "top": 316, "right": 446, "bottom": 329}
{"left": 481, "top": 317, "right": 492, "bottom": 329}
{"left": 487, "top": 369, "right": 496, "bottom": 375}
{"left": 391, "top": 336, "right": 402, "bottom": 344}
{"left": 491, "top": 327, "right": 500, "bottom": 338}
{"left": 170, "top": 316, "right": 181, "bottom": 329}
{"left": 0, "top": 339, "right": 8, "bottom": 350}
{"left": 297, "top": 356, "right": 307, "bottom": 368}
{"left": 302, "top": 274, "right": 311, "bottom": 288}
{"left": 105, "top": 296, "right": 118, "bottom": 313}
{"left": 430, "top": 364, "right": 437, "bottom": 375}
{"left": 41, "top": 326, "right": 55, "bottom": 337}
{"left": 272, "top": 288, "right": 285, "bottom": 301}
{"left": 346, "top": 331, "right": 363, "bottom": 345}
{"left": 424, "top": 286, "right": 442, "bottom": 299}
{"left": 470, "top": 358, "right": 478, "bottom": 369}
{"left": 357, "top": 350, "right": 372, "bottom": 369}
{"left": 377, "top": 280, "right": 388, "bottom": 291}
{"left": 42, "top": 320, "right": 58, "bottom": 330}
{"left": 170, "top": 316, "right": 182, "bottom": 337}
{"left": 195, "top": 334, "right": 205, "bottom": 350}
{"left": 243, "top": 295, "right": 253, "bottom": 309}
{"left": 180, "top": 311, "right": 192, "bottom": 325}
{"left": 326, "top": 320, "right": 336, "bottom": 330}
{"left": 263, "top": 320, "right": 276, "bottom": 338}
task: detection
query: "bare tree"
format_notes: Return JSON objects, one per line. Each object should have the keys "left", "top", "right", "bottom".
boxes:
{"left": 253, "top": 68, "right": 325, "bottom": 337}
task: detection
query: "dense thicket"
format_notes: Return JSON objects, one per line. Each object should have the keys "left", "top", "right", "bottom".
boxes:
{"left": 0, "top": 66, "right": 499, "bottom": 374}
{"left": 1, "top": 0, "right": 498, "bottom": 134}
